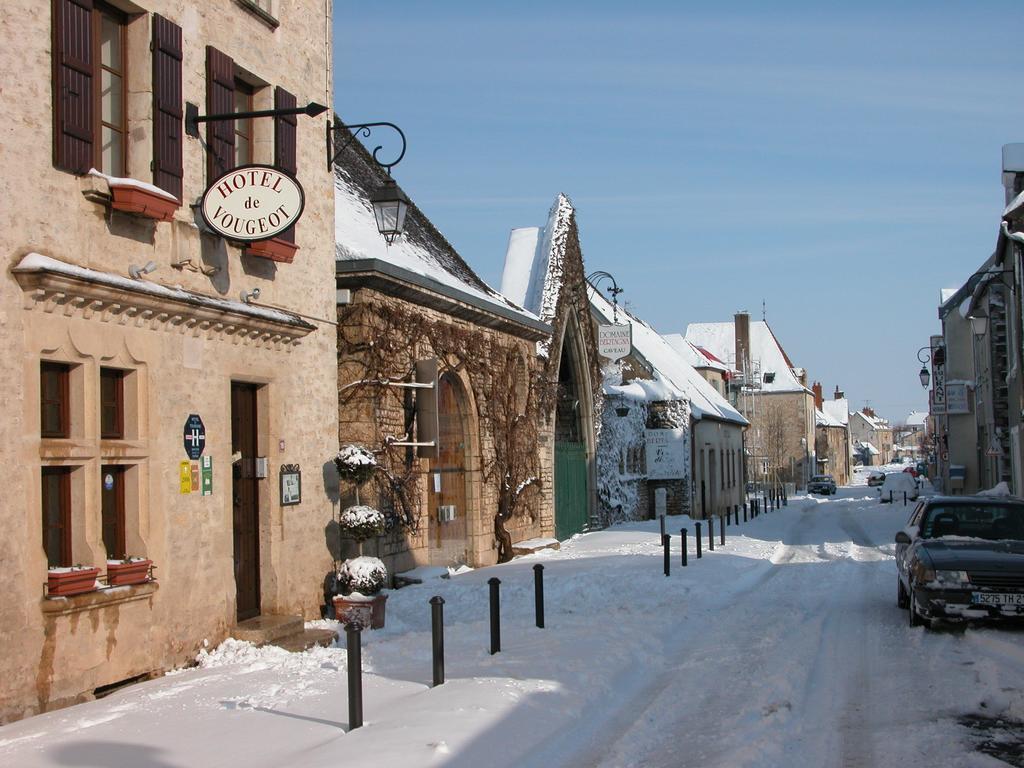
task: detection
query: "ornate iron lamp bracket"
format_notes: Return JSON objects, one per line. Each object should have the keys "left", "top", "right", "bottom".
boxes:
{"left": 327, "top": 121, "right": 407, "bottom": 174}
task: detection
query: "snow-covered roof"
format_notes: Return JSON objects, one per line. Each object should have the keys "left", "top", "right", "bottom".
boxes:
{"left": 905, "top": 411, "right": 929, "bottom": 427}
{"left": 939, "top": 287, "right": 959, "bottom": 305}
{"left": 822, "top": 398, "right": 849, "bottom": 427}
{"left": 499, "top": 194, "right": 574, "bottom": 325}
{"left": 816, "top": 408, "right": 844, "bottom": 428}
{"left": 854, "top": 411, "right": 890, "bottom": 430}
{"left": 855, "top": 440, "right": 880, "bottom": 455}
{"left": 1004, "top": 189, "right": 1024, "bottom": 219}
{"left": 684, "top": 320, "right": 809, "bottom": 394}
{"left": 334, "top": 121, "right": 537, "bottom": 326}
{"left": 590, "top": 291, "right": 746, "bottom": 426}
{"left": 662, "top": 334, "right": 731, "bottom": 373}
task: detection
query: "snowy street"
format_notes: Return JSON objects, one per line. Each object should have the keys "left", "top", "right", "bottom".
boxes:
{"left": 3, "top": 489, "right": 1023, "bottom": 767}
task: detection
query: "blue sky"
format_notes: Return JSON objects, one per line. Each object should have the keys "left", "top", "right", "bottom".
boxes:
{"left": 334, "top": 1, "right": 1023, "bottom": 421}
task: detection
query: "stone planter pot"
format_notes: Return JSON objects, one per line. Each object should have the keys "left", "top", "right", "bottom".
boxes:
{"left": 333, "top": 592, "right": 387, "bottom": 630}
{"left": 47, "top": 567, "right": 100, "bottom": 597}
{"left": 106, "top": 559, "right": 152, "bottom": 586}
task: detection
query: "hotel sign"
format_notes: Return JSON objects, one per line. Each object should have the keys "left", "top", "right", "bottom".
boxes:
{"left": 929, "top": 334, "right": 946, "bottom": 415}
{"left": 201, "top": 165, "right": 304, "bottom": 242}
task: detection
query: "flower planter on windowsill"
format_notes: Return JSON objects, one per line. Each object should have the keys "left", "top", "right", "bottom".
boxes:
{"left": 333, "top": 592, "right": 387, "bottom": 630}
{"left": 106, "top": 558, "right": 153, "bottom": 587}
{"left": 85, "top": 169, "right": 180, "bottom": 223}
{"left": 47, "top": 566, "right": 101, "bottom": 597}
{"left": 244, "top": 237, "right": 299, "bottom": 264}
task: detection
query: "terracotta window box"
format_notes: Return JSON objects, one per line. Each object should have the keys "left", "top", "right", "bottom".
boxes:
{"left": 47, "top": 566, "right": 101, "bottom": 597}
{"left": 244, "top": 237, "right": 299, "bottom": 264}
{"left": 85, "top": 169, "right": 180, "bottom": 223}
{"left": 106, "top": 558, "right": 153, "bottom": 586}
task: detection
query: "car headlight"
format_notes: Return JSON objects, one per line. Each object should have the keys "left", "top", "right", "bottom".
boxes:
{"left": 934, "top": 570, "right": 970, "bottom": 587}
{"left": 910, "top": 561, "right": 935, "bottom": 584}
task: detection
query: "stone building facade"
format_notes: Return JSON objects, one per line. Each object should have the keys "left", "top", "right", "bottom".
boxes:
{"left": 1, "top": 0, "right": 337, "bottom": 722}
{"left": 334, "top": 137, "right": 552, "bottom": 570}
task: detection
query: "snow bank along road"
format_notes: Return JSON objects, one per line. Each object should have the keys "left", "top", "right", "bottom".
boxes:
{"left": 3, "top": 489, "right": 1024, "bottom": 768}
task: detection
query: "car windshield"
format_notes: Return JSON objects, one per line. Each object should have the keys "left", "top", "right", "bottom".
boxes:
{"left": 811, "top": 476, "right": 832, "bottom": 482}
{"left": 920, "top": 503, "right": 1024, "bottom": 540}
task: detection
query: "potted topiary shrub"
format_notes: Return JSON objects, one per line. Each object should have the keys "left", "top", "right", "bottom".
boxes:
{"left": 330, "top": 444, "right": 390, "bottom": 628}
{"left": 332, "top": 555, "right": 389, "bottom": 629}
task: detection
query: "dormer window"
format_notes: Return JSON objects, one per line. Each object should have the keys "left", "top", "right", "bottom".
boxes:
{"left": 763, "top": 372, "right": 776, "bottom": 384}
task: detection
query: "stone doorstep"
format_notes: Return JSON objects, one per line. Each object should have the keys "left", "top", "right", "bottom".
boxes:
{"left": 272, "top": 628, "right": 338, "bottom": 653}
{"left": 233, "top": 614, "right": 304, "bottom": 645}
{"left": 233, "top": 615, "right": 338, "bottom": 653}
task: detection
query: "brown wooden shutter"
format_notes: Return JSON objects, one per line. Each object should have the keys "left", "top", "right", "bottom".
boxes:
{"left": 152, "top": 15, "right": 183, "bottom": 200}
{"left": 52, "top": 0, "right": 94, "bottom": 173}
{"left": 274, "top": 87, "right": 297, "bottom": 244}
{"left": 205, "top": 46, "right": 235, "bottom": 181}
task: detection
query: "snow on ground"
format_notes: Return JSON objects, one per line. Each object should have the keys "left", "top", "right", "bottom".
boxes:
{"left": 3, "top": 489, "right": 1024, "bottom": 767}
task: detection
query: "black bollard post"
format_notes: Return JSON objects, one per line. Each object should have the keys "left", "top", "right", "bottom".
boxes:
{"left": 681, "top": 528, "right": 688, "bottom": 567}
{"left": 889, "top": 489, "right": 893, "bottom": 504}
{"left": 735, "top": 504, "right": 740, "bottom": 524}
{"left": 663, "top": 534, "right": 670, "bottom": 577}
{"left": 346, "top": 622, "right": 363, "bottom": 730}
{"left": 430, "top": 596, "right": 445, "bottom": 687}
{"left": 660, "top": 513, "right": 666, "bottom": 538}
{"left": 743, "top": 502, "right": 748, "bottom": 522}
{"left": 488, "top": 577, "right": 501, "bottom": 655}
{"left": 695, "top": 522, "right": 702, "bottom": 558}
{"left": 720, "top": 515, "right": 726, "bottom": 546}
{"left": 533, "top": 564, "right": 545, "bottom": 629}
{"left": 708, "top": 516, "right": 715, "bottom": 552}
{"left": 903, "top": 491, "right": 907, "bottom": 506}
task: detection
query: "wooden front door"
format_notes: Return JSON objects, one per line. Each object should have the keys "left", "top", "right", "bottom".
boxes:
{"left": 231, "top": 383, "right": 260, "bottom": 621}
{"left": 427, "top": 376, "right": 468, "bottom": 565}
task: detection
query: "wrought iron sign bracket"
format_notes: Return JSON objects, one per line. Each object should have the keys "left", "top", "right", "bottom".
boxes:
{"left": 326, "top": 121, "right": 407, "bottom": 174}
{"left": 184, "top": 101, "right": 329, "bottom": 138}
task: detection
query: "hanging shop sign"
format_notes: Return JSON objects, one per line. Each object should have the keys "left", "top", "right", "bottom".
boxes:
{"left": 200, "top": 165, "right": 305, "bottom": 242}
{"left": 183, "top": 414, "right": 206, "bottom": 459}
{"left": 598, "top": 324, "right": 632, "bottom": 362}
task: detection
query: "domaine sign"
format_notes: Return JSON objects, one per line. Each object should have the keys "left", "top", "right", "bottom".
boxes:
{"left": 201, "top": 165, "right": 304, "bottom": 242}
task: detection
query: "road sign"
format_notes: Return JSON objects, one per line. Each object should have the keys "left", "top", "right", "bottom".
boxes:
{"left": 183, "top": 414, "right": 206, "bottom": 459}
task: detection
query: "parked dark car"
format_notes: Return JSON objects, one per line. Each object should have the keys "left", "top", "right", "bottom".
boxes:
{"left": 895, "top": 495, "right": 1024, "bottom": 628}
{"left": 867, "top": 470, "right": 885, "bottom": 487}
{"left": 808, "top": 474, "right": 837, "bottom": 495}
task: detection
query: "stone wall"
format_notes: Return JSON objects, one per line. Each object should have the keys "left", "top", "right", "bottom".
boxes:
{"left": 0, "top": 0, "right": 337, "bottom": 723}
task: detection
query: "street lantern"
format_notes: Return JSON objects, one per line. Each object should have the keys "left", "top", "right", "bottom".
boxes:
{"left": 370, "top": 178, "right": 410, "bottom": 245}
{"left": 969, "top": 306, "right": 989, "bottom": 336}
{"left": 919, "top": 365, "right": 930, "bottom": 389}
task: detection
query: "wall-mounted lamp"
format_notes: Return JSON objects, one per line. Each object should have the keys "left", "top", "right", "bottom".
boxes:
{"left": 172, "top": 258, "right": 219, "bottom": 276}
{"left": 327, "top": 119, "right": 410, "bottom": 244}
{"left": 615, "top": 405, "right": 630, "bottom": 418}
{"left": 240, "top": 288, "right": 261, "bottom": 304}
{"left": 128, "top": 261, "right": 158, "bottom": 280}
{"left": 968, "top": 306, "right": 989, "bottom": 337}
{"left": 916, "top": 344, "right": 945, "bottom": 389}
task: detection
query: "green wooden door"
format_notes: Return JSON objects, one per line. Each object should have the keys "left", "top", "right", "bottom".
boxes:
{"left": 555, "top": 441, "right": 588, "bottom": 539}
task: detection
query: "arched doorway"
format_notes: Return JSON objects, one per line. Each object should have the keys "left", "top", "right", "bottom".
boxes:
{"left": 427, "top": 374, "right": 469, "bottom": 565}
{"left": 554, "top": 322, "right": 591, "bottom": 539}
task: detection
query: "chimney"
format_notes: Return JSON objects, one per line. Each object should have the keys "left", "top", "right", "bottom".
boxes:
{"left": 834, "top": 385, "right": 845, "bottom": 400}
{"left": 734, "top": 312, "right": 751, "bottom": 381}
{"left": 812, "top": 381, "right": 823, "bottom": 410}
{"left": 863, "top": 406, "right": 876, "bottom": 418}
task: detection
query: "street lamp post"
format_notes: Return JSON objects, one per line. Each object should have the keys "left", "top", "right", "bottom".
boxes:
{"left": 916, "top": 344, "right": 945, "bottom": 390}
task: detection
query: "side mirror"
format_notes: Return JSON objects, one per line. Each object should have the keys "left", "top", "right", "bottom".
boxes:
{"left": 895, "top": 531, "right": 912, "bottom": 545}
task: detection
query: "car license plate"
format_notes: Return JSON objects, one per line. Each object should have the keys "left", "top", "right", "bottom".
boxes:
{"left": 971, "top": 592, "right": 1024, "bottom": 606}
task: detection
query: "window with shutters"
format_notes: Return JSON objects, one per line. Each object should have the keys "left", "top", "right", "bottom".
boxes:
{"left": 152, "top": 14, "right": 183, "bottom": 200}
{"left": 95, "top": 3, "right": 127, "bottom": 176}
{"left": 41, "top": 363, "right": 71, "bottom": 439}
{"left": 234, "top": 81, "right": 254, "bottom": 166}
{"left": 42, "top": 468, "right": 73, "bottom": 568}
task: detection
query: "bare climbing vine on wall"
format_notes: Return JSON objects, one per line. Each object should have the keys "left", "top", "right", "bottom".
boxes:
{"left": 337, "top": 300, "right": 555, "bottom": 562}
